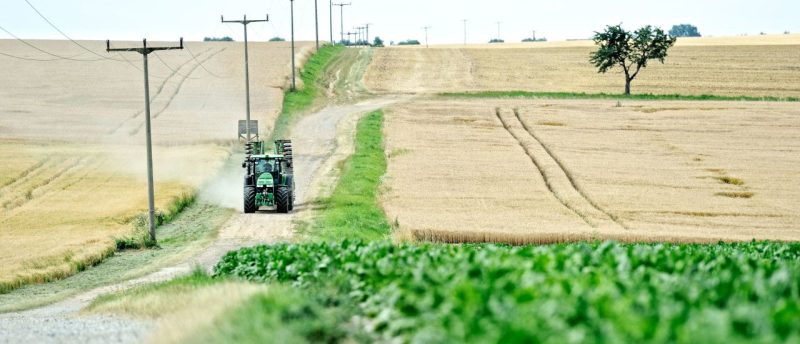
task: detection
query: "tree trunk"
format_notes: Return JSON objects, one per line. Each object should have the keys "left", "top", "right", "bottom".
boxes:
{"left": 624, "top": 78, "right": 632, "bottom": 96}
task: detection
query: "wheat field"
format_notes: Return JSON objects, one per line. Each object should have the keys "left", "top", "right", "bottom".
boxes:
{"left": 0, "top": 40, "right": 312, "bottom": 291}
{"left": 365, "top": 35, "right": 800, "bottom": 97}
{"left": 383, "top": 98, "right": 800, "bottom": 244}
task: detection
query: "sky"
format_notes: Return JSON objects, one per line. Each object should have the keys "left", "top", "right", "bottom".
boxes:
{"left": 0, "top": 0, "right": 798, "bottom": 45}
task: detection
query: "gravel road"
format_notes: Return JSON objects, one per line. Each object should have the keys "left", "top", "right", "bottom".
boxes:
{"left": 0, "top": 97, "right": 403, "bottom": 344}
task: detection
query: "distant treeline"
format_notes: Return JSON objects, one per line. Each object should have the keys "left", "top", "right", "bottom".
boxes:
{"left": 397, "top": 39, "right": 421, "bottom": 46}
{"left": 204, "top": 36, "right": 234, "bottom": 42}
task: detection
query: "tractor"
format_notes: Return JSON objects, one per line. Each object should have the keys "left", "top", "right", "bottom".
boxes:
{"left": 242, "top": 139, "right": 295, "bottom": 213}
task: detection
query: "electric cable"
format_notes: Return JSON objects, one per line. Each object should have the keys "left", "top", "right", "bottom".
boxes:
{"left": 0, "top": 24, "right": 104, "bottom": 61}
{"left": 22, "top": 0, "right": 125, "bottom": 62}
{"left": 184, "top": 45, "right": 228, "bottom": 78}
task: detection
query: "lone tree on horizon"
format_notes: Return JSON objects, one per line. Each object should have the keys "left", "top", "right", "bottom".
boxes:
{"left": 590, "top": 25, "right": 676, "bottom": 95}
{"left": 669, "top": 24, "right": 701, "bottom": 37}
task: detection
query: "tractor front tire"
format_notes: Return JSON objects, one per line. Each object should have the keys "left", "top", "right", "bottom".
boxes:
{"left": 244, "top": 186, "right": 257, "bottom": 214}
{"left": 276, "top": 186, "right": 291, "bottom": 213}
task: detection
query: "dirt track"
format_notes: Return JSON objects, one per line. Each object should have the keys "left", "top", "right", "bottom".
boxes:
{"left": 0, "top": 96, "right": 402, "bottom": 344}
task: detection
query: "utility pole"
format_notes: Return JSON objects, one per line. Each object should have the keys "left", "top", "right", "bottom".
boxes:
{"left": 532, "top": 30, "right": 536, "bottom": 41}
{"left": 106, "top": 38, "right": 183, "bottom": 245}
{"left": 329, "top": 0, "right": 334, "bottom": 44}
{"left": 422, "top": 26, "right": 431, "bottom": 48}
{"left": 314, "top": 0, "right": 320, "bottom": 50}
{"left": 496, "top": 21, "right": 502, "bottom": 40}
{"left": 289, "top": 0, "right": 297, "bottom": 90}
{"left": 462, "top": 19, "right": 468, "bottom": 45}
{"left": 333, "top": 2, "right": 351, "bottom": 45}
{"left": 365, "top": 23, "right": 372, "bottom": 46}
{"left": 355, "top": 26, "right": 364, "bottom": 46}
{"left": 222, "top": 15, "right": 269, "bottom": 144}
{"left": 346, "top": 31, "right": 355, "bottom": 46}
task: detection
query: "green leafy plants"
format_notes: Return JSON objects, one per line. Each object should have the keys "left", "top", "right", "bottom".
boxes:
{"left": 214, "top": 240, "right": 800, "bottom": 343}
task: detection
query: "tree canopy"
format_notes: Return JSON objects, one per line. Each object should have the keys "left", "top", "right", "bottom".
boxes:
{"left": 590, "top": 24, "right": 676, "bottom": 95}
{"left": 669, "top": 24, "right": 701, "bottom": 37}
{"left": 203, "top": 36, "right": 234, "bottom": 42}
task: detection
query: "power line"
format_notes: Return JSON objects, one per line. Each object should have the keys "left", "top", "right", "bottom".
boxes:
{"left": 0, "top": 51, "right": 62, "bottom": 61}
{"left": 0, "top": 24, "right": 104, "bottom": 61}
{"left": 152, "top": 51, "right": 200, "bottom": 80}
{"left": 20, "top": 0, "right": 166, "bottom": 77}
{"left": 23, "top": 0, "right": 124, "bottom": 62}
{"left": 184, "top": 45, "right": 228, "bottom": 78}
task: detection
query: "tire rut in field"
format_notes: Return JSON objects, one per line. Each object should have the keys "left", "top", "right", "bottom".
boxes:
{"left": 0, "top": 156, "right": 92, "bottom": 211}
{"left": 512, "top": 108, "right": 627, "bottom": 229}
{"left": 495, "top": 107, "right": 627, "bottom": 230}
{"left": 128, "top": 47, "right": 227, "bottom": 136}
{"left": 0, "top": 156, "right": 53, "bottom": 195}
{"left": 108, "top": 48, "right": 215, "bottom": 135}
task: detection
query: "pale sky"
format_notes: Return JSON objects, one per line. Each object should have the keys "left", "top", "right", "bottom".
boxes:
{"left": 1, "top": 0, "right": 798, "bottom": 44}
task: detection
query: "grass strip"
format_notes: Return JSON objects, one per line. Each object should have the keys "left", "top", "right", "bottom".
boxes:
{"left": 270, "top": 45, "right": 345, "bottom": 141}
{"left": 0, "top": 202, "right": 232, "bottom": 312}
{"left": 440, "top": 91, "right": 800, "bottom": 102}
{"left": 214, "top": 240, "right": 800, "bottom": 343}
{"left": 311, "top": 110, "right": 391, "bottom": 241}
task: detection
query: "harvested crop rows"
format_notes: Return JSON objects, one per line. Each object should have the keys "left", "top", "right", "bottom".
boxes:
{"left": 0, "top": 40, "right": 313, "bottom": 291}
{"left": 382, "top": 98, "right": 800, "bottom": 244}
{"left": 365, "top": 35, "right": 800, "bottom": 97}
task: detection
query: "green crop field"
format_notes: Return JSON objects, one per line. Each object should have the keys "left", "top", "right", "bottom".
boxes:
{"left": 212, "top": 241, "right": 800, "bottom": 343}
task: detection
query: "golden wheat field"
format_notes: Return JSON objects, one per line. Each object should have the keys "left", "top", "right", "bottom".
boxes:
{"left": 383, "top": 98, "right": 800, "bottom": 244}
{"left": 0, "top": 39, "right": 311, "bottom": 291}
{"left": 364, "top": 35, "right": 800, "bottom": 97}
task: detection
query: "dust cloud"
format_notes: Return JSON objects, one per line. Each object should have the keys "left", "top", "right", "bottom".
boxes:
{"left": 198, "top": 153, "right": 245, "bottom": 211}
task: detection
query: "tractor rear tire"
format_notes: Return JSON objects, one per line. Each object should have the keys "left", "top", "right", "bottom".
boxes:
{"left": 244, "top": 186, "right": 257, "bottom": 214}
{"left": 276, "top": 186, "right": 291, "bottom": 213}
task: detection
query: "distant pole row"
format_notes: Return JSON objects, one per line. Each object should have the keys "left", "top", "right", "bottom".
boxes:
{"left": 422, "top": 20, "right": 541, "bottom": 46}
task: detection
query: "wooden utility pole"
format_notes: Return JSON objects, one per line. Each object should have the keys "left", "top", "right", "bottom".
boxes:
{"left": 222, "top": 15, "right": 269, "bottom": 142}
{"left": 333, "top": 2, "right": 351, "bottom": 45}
{"left": 106, "top": 38, "right": 183, "bottom": 244}
{"left": 422, "top": 26, "right": 431, "bottom": 48}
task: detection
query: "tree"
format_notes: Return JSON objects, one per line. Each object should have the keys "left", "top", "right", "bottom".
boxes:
{"left": 204, "top": 36, "right": 234, "bottom": 42}
{"left": 489, "top": 39, "right": 505, "bottom": 44}
{"left": 590, "top": 25, "right": 676, "bottom": 95}
{"left": 373, "top": 36, "right": 385, "bottom": 47}
{"left": 669, "top": 24, "right": 701, "bottom": 37}
{"left": 398, "top": 39, "right": 421, "bottom": 46}
{"left": 269, "top": 37, "right": 286, "bottom": 42}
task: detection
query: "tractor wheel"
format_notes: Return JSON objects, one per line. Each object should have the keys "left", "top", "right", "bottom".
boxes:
{"left": 276, "top": 186, "right": 291, "bottom": 213}
{"left": 244, "top": 186, "right": 257, "bottom": 214}
{"left": 288, "top": 192, "right": 295, "bottom": 211}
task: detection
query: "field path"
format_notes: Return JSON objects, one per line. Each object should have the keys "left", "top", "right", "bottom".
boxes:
{"left": 0, "top": 96, "right": 404, "bottom": 344}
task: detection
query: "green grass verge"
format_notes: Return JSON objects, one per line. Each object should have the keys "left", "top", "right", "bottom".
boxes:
{"left": 440, "top": 91, "right": 800, "bottom": 102}
{"left": 214, "top": 240, "right": 800, "bottom": 343}
{"left": 88, "top": 267, "right": 217, "bottom": 310}
{"left": 185, "top": 283, "right": 359, "bottom": 344}
{"left": 116, "top": 192, "right": 198, "bottom": 250}
{"left": 310, "top": 110, "right": 391, "bottom": 241}
{"left": 270, "top": 45, "right": 346, "bottom": 141}
{"left": 0, "top": 202, "right": 233, "bottom": 312}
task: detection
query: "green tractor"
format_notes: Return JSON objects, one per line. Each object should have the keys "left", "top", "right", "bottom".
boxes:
{"left": 242, "top": 139, "right": 295, "bottom": 213}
